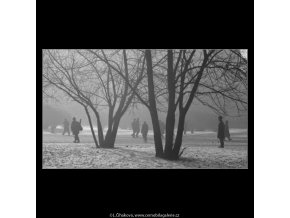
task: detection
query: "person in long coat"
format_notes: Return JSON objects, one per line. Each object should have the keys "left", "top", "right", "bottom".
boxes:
{"left": 71, "top": 117, "right": 81, "bottom": 143}
{"left": 217, "top": 116, "right": 225, "bottom": 148}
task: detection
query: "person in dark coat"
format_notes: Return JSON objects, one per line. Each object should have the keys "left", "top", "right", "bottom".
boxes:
{"left": 62, "top": 118, "right": 70, "bottom": 136}
{"left": 224, "top": 120, "right": 232, "bottom": 141}
{"left": 71, "top": 117, "right": 82, "bottom": 143}
{"left": 131, "top": 118, "right": 136, "bottom": 138}
{"left": 135, "top": 118, "right": 140, "bottom": 138}
{"left": 141, "top": 121, "right": 149, "bottom": 143}
{"left": 217, "top": 116, "right": 225, "bottom": 148}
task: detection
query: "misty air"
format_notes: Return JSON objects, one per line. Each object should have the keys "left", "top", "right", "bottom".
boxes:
{"left": 42, "top": 49, "right": 248, "bottom": 169}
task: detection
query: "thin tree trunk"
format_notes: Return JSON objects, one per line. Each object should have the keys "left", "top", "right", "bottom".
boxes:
{"left": 164, "top": 50, "right": 176, "bottom": 158}
{"left": 145, "top": 50, "right": 163, "bottom": 157}
{"left": 170, "top": 51, "right": 209, "bottom": 159}
{"left": 91, "top": 108, "right": 105, "bottom": 147}
{"left": 172, "top": 112, "right": 186, "bottom": 159}
{"left": 84, "top": 106, "right": 99, "bottom": 148}
{"left": 105, "top": 107, "right": 113, "bottom": 142}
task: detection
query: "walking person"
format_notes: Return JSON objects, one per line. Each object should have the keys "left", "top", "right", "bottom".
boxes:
{"left": 217, "top": 116, "right": 225, "bottom": 148}
{"left": 224, "top": 120, "right": 232, "bottom": 141}
{"left": 71, "top": 117, "right": 82, "bottom": 143}
{"left": 62, "top": 118, "right": 70, "bottom": 136}
{"left": 136, "top": 118, "right": 140, "bottom": 138}
{"left": 141, "top": 121, "right": 149, "bottom": 143}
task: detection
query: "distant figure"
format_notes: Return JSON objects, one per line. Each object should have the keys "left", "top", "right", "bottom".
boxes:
{"left": 71, "top": 117, "right": 82, "bottom": 143}
{"left": 131, "top": 118, "right": 137, "bottom": 138}
{"left": 159, "top": 120, "right": 165, "bottom": 138}
{"left": 224, "top": 120, "right": 232, "bottom": 141}
{"left": 191, "top": 129, "right": 194, "bottom": 134}
{"left": 217, "top": 116, "right": 225, "bottom": 148}
{"left": 135, "top": 118, "right": 140, "bottom": 138}
{"left": 62, "top": 119, "right": 70, "bottom": 136}
{"left": 141, "top": 121, "right": 149, "bottom": 143}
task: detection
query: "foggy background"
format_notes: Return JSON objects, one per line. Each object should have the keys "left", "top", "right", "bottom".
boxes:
{"left": 43, "top": 101, "right": 247, "bottom": 131}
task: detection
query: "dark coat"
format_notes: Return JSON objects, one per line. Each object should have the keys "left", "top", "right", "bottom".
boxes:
{"left": 217, "top": 121, "right": 225, "bottom": 139}
{"left": 141, "top": 123, "right": 148, "bottom": 135}
{"left": 71, "top": 120, "right": 81, "bottom": 134}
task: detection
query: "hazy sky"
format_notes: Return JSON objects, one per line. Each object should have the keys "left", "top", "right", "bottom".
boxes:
{"left": 43, "top": 49, "right": 248, "bottom": 129}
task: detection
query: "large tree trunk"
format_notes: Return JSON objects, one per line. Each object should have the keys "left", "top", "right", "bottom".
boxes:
{"left": 110, "top": 115, "right": 121, "bottom": 147}
{"left": 164, "top": 50, "right": 176, "bottom": 159}
{"left": 103, "top": 114, "right": 121, "bottom": 148}
{"left": 84, "top": 106, "right": 99, "bottom": 148}
{"left": 104, "top": 108, "right": 114, "bottom": 145}
{"left": 150, "top": 111, "right": 164, "bottom": 157}
{"left": 145, "top": 50, "right": 163, "bottom": 157}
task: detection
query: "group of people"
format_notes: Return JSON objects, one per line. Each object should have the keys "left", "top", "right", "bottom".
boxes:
{"left": 130, "top": 116, "right": 232, "bottom": 148}
{"left": 62, "top": 117, "right": 83, "bottom": 143}
{"left": 62, "top": 115, "right": 232, "bottom": 147}
{"left": 131, "top": 118, "right": 149, "bottom": 143}
{"left": 131, "top": 119, "right": 166, "bottom": 142}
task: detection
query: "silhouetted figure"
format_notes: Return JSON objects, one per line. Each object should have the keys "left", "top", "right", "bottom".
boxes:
{"left": 159, "top": 120, "right": 165, "bottom": 139}
{"left": 217, "top": 116, "right": 225, "bottom": 148}
{"left": 62, "top": 119, "right": 70, "bottom": 136}
{"left": 131, "top": 118, "right": 136, "bottom": 138}
{"left": 71, "top": 117, "right": 82, "bottom": 143}
{"left": 224, "top": 120, "right": 232, "bottom": 141}
{"left": 191, "top": 129, "right": 194, "bottom": 134}
{"left": 136, "top": 118, "right": 140, "bottom": 138}
{"left": 141, "top": 121, "right": 149, "bottom": 143}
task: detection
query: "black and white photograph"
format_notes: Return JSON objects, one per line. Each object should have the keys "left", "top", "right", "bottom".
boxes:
{"left": 7, "top": 0, "right": 290, "bottom": 217}
{"left": 42, "top": 49, "right": 248, "bottom": 169}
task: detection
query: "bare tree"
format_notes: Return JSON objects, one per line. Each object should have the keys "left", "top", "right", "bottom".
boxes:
{"left": 43, "top": 49, "right": 247, "bottom": 160}
{"left": 42, "top": 49, "right": 145, "bottom": 148}
{"left": 112, "top": 49, "right": 248, "bottom": 160}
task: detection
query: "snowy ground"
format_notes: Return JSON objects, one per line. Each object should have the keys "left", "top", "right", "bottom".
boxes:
{"left": 42, "top": 131, "right": 248, "bottom": 169}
